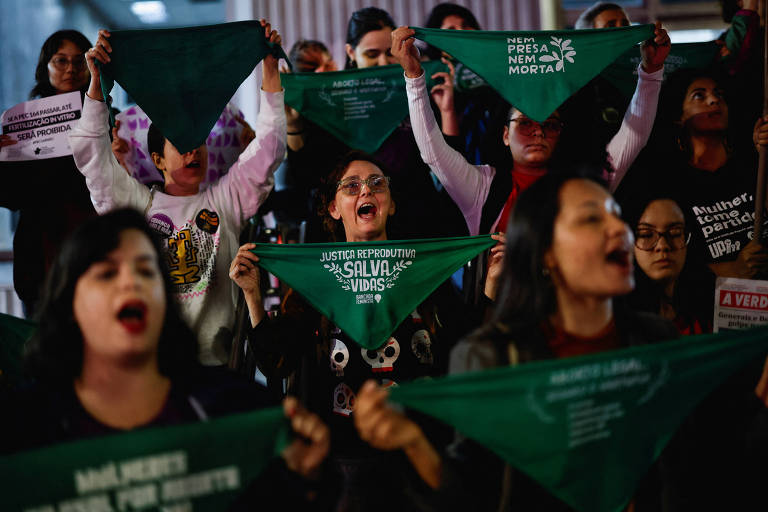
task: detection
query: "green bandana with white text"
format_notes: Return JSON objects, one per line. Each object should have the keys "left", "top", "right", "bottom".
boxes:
{"left": 411, "top": 25, "right": 654, "bottom": 121}
{"left": 0, "top": 407, "right": 290, "bottom": 511}
{"left": 282, "top": 61, "right": 447, "bottom": 153}
{"left": 389, "top": 327, "right": 768, "bottom": 512}
{"left": 98, "top": 21, "right": 288, "bottom": 153}
{"left": 601, "top": 41, "right": 719, "bottom": 100}
{"left": 251, "top": 235, "right": 496, "bottom": 349}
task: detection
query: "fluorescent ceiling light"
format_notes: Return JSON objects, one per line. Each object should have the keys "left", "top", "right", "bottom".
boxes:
{"left": 131, "top": 1, "right": 168, "bottom": 24}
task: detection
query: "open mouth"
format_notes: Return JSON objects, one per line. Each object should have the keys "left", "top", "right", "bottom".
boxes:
{"left": 186, "top": 161, "right": 201, "bottom": 168}
{"left": 117, "top": 300, "right": 148, "bottom": 334}
{"left": 606, "top": 248, "right": 631, "bottom": 270}
{"left": 357, "top": 202, "right": 377, "bottom": 219}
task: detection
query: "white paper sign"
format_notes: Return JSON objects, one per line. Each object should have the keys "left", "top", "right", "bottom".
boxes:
{"left": 0, "top": 91, "right": 82, "bottom": 161}
{"left": 713, "top": 277, "right": 768, "bottom": 332}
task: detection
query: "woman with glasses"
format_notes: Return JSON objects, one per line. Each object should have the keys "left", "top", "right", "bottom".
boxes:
{"left": 391, "top": 26, "right": 666, "bottom": 238}
{"left": 286, "top": 7, "right": 466, "bottom": 242}
{"left": 230, "top": 151, "right": 483, "bottom": 512}
{"left": 0, "top": 30, "right": 96, "bottom": 315}
{"left": 627, "top": 195, "right": 714, "bottom": 334}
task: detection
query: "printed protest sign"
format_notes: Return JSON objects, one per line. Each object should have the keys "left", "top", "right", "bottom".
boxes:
{"left": 0, "top": 91, "right": 82, "bottom": 161}
{"left": 282, "top": 61, "right": 447, "bottom": 153}
{"left": 0, "top": 407, "right": 290, "bottom": 511}
{"left": 390, "top": 327, "right": 768, "bottom": 512}
{"left": 251, "top": 235, "right": 495, "bottom": 349}
{"left": 601, "top": 41, "right": 719, "bottom": 99}
{"left": 713, "top": 277, "right": 768, "bottom": 332}
{"left": 410, "top": 25, "right": 653, "bottom": 122}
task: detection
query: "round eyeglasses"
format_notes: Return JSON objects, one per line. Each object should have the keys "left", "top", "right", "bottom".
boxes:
{"left": 49, "top": 55, "right": 87, "bottom": 71}
{"left": 336, "top": 175, "right": 390, "bottom": 196}
{"left": 634, "top": 227, "right": 691, "bottom": 251}
{"left": 508, "top": 117, "right": 563, "bottom": 137}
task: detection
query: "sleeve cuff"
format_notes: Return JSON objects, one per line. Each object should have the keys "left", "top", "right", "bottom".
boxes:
{"left": 81, "top": 94, "right": 110, "bottom": 133}
{"left": 637, "top": 63, "right": 664, "bottom": 81}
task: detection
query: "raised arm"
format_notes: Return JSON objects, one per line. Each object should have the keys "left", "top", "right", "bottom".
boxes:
{"left": 71, "top": 29, "right": 150, "bottom": 213}
{"left": 605, "top": 22, "right": 669, "bottom": 192}
{"left": 211, "top": 20, "right": 286, "bottom": 228}
{"left": 391, "top": 26, "right": 495, "bottom": 236}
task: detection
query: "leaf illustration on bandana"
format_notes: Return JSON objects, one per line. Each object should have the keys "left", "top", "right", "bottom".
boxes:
{"left": 253, "top": 235, "right": 496, "bottom": 349}
{"left": 410, "top": 25, "right": 653, "bottom": 121}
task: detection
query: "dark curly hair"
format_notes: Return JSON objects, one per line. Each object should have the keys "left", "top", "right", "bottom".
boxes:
{"left": 25, "top": 208, "right": 200, "bottom": 385}
{"left": 318, "top": 151, "right": 395, "bottom": 241}
{"left": 30, "top": 30, "right": 91, "bottom": 99}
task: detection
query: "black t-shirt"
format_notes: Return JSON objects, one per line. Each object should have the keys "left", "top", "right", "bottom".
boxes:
{"left": 671, "top": 153, "right": 767, "bottom": 265}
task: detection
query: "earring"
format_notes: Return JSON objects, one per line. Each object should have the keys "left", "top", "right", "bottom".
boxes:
{"left": 542, "top": 267, "right": 550, "bottom": 277}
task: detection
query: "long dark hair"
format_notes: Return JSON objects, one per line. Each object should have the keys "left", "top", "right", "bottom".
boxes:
{"left": 30, "top": 30, "right": 91, "bottom": 99}
{"left": 625, "top": 194, "right": 714, "bottom": 332}
{"left": 25, "top": 209, "right": 199, "bottom": 384}
{"left": 653, "top": 67, "right": 734, "bottom": 161}
{"left": 470, "top": 170, "right": 607, "bottom": 354}
{"left": 345, "top": 7, "right": 396, "bottom": 69}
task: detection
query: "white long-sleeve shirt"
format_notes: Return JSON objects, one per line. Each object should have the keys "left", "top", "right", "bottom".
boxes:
{"left": 70, "top": 90, "right": 286, "bottom": 365}
{"left": 405, "top": 65, "right": 663, "bottom": 235}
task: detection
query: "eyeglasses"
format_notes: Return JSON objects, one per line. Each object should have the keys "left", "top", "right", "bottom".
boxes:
{"left": 508, "top": 117, "right": 563, "bottom": 137}
{"left": 634, "top": 227, "right": 691, "bottom": 251}
{"left": 336, "top": 175, "right": 390, "bottom": 195}
{"left": 49, "top": 55, "right": 86, "bottom": 71}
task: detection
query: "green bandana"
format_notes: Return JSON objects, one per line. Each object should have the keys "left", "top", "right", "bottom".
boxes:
{"left": 98, "top": 21, "right": 288, "bottom": 153}
{"left": 389, "top": 327, "right": 768, "bottom": 512}
{"left": 601, "top": 41, "right": 719, "bottom": 99}
{"left": 411, "top": 25, "right": 654, "bottom": 122}
{"left": 282, "top": 61, "right": 447, "bottom": 153}
{"left": 0, "top": 407, "right": 290, "bottom": 511}
{"left": 0, "top": 313, "right": 35, "bottom": 390}
{"left": 251, "top": 235, "right": 496, "bottom": 349}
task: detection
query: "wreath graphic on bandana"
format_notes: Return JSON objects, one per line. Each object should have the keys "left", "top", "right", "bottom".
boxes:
{"left": 323, "top": 259, "right": 413, "bottom": 292}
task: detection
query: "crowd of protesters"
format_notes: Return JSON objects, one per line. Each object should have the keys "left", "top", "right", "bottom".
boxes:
{"left": 1, "top": 1, "right": 768, "bottom": 510}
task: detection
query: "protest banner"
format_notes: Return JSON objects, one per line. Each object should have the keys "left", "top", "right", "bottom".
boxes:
{"left": 282, "top": 61, "right": 447, "bottom": 153}
{"left": 410, "top": 25, "right": 654, "bottom": 121}
{"left": 600, "top": 41, "right": 719, "bottom": 100}
{"left": 0, "top": 91, "right": 82, "bottom": 162}
{"left": 390, "top": 327, "right": 768, "bottom": 512}
{"left": 713, "top": 277, "right": 768, "bottom": 332}
{"left": 98, "top": 21, "right": 288, "bottom": 153}
{"left": 0, "top": 407, "right": 290, "bottom": 511}
{"left": 251, "top": 235, "right": 496, "bottom": 349}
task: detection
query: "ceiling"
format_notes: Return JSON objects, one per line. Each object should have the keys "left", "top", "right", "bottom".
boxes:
{"left": 83, "top": 0, "right": 226, "bottom": 30}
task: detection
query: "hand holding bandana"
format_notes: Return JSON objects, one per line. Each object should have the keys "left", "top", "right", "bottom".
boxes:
{"left": 96, "top": 21, "right": 288, "bottom": 153}
{"left": 389, "top": 327, "right": 768, "bottom": 512}
{"left": 409, "top": 25, "right": 654, "bottom": 121}
{"left": 250, "top": 235, "right": 496, "bottom": 349}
